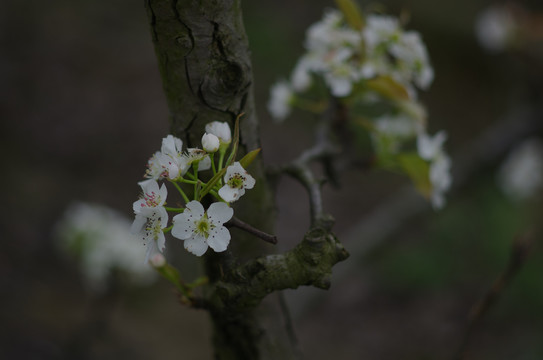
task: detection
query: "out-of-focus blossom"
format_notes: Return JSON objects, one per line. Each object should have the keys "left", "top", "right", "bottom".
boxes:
{"left": 55, "top": 202, "right": 157, "bottom": 291}
{"left": 499, "top": 138, "right": 543, "bottom": 200}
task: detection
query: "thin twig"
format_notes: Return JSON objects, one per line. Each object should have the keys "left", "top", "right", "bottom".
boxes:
{"left": 226, "top": 216, "right": 278, "bottom": 244}
{"left": 454, "top": 231, "right": 534, "bottom": 360}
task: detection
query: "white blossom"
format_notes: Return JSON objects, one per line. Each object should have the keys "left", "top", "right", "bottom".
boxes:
{"left": 219, "top": 162, "right": 256, "bottom": 203}
{"left": 132, "top": 179, "right": 169, "bottom": 262}
{"left": 291, "top": 56, "right": 313, "bottom": 92}
{"left": 429, "top": 153, "right": 452, "bottom": 209}
{"left": 417, "top": 131, "right": 448, "bottom": 161}
{"left": 172, "top": 201, "right": 233, "bottom": 256}
{"left": 131, "top": 207, "right": 168, "bottom": 263}
{"left": 145, "top": 151, "right": 170, "bottom": 180}
{"left": 202, "top": 133, "right": 220, "bottom": 153}
{"left": 55, "top": 202, "right": 157, "bottom": 291}
{"left": 145, "top": 135, "right": 186, "bottom": 180}
{"left": 268, "top": 81, "right": 294, "bottom": 121}
{"left": 390, "top": 32, "right": 434, "bottom": 89}
{"left": 498, "top": 138, "right": 543, "bottom": 201}
{"left": 205, "top": 121, "right": 232, "bottom": 144}
{"left": 417, "top": 131, "right": 452, "bottom": 209}
{"left": 133, "top": 179, "right": 167, "bottom": 214}
{"left": 475, "top": 5, "right": 517, "bottom": 52}
{"left": 181, "top": 148, "right": 211, "bottom": 174}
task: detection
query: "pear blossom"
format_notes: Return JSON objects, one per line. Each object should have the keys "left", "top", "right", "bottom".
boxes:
{"left": 145, "top": 135, "right": 186, "bottom": 180}
{"left": 205, "top": 121, "right": 232, "bottom": 145}
{"left": 132, "top": 179, "right": 169, "bottom": 261}
{"left": 268, "top": 81, "right": 294, "bottom": 121}
{"left": 218, "top": 162, "right": 256, "bottom": 203}
{"left": 145, "top": 151, "right": 170, "bottom": 180}
{"left": 202, "top": 133, "right": 220, "bottom": 153}
{"left": 172, "top": 201, "right": 233, "bottom": 256}
{"left": 181, "top": 148, "right": 211, "bottom": 173}
{"left": 160, "top": 135, "right": 185, "bottom": 178}
{"left": 131, "top": 207, "right": 168, "bottom": 263}
{"left": 133, "top": 179, "right": 167, "bottom": 214}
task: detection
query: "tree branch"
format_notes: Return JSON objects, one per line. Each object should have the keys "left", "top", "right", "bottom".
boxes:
{"left": 210, "top": 226, "right": 349, "bottom": 311}
{"left": 226, "top": 216, "right": 278, "bottom": 244}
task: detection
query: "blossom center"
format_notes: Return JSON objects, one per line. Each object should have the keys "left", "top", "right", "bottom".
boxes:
{"left": 227, "top": 174, "right": 245, "bottom": 189}
{"left": 194, "top": 216, "right": 213, "bottom": 238}
{"left": 144, "top": 191, "right": 160, "bottom": 207}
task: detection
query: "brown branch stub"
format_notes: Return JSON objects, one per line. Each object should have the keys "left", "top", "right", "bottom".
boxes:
{"left": 225, "top": 216, "right": 278, "bottom": 244}
{"left": 212, "top": 226, "right": 349, "bottom": 311}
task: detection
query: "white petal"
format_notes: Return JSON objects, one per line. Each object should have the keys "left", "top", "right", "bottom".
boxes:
{"left": 243, "top": 173, "right": 256, "bottom": 189}
{"left": 139, "top": 179, "right": 159, "bottom": 195}
{"left": 207, "top": 202, "right": 234, "bottom": 224}
{"left": 184, "top": 235, "right": 208, "bottom": 256}
{"left": 130, "top": 214, "right": 147, "bottom": 234}
{"left": 207, "top": 226, "right": 231, "bottom": 252}
{"left": 198, "top": 156, "right": 211, "bottom": 171}
{"left": 172, "top": 213, "right": 196, "bottom": 240}
{"left": 205, "top": 121, "right": 231, "bottom": 144}
{"left": 144, "top": 240, "right": 158, "bottom": 264}
{"left": 156, "top": 232, "right": 166, "bottom": 252}
{"left": 133, "top": 199, "right": 146, "bottom": 214}
{"left": 219, "top": 185, "right": 241, "bottom": 203}
{"left": 185, "top": 200, "right": 205, "bottom": 218}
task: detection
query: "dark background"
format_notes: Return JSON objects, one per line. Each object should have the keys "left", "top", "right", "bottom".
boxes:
{"left": 2, "top": 0, "right": 543, "bottom": 359}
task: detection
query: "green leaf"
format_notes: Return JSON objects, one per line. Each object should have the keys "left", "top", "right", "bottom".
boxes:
{"left": 239, "top": 148, "right": 261, "bottom": 169}
{"left": 225, "top": 113, "right": 242, "bottom": 167}
{"left": 397, "top": 153, "right": 432, "bottom": 197}
{"left": 366, "top": 76, "right": 410, "bottom": 101}
{"left": 199, "top": 167, "right": 227, "bottom": 200}
{"left": 335, "top": 0, "right": 365, "bottom": 29}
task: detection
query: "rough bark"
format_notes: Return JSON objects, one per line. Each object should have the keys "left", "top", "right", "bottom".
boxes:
{"left": 145, "top": 0, "right": 280, "bottom": 358}
{"left": 144, "top": 1, "right": 348, "bottom": 358}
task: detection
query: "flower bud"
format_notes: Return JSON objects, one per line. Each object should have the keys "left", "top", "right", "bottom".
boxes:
{"left": 205, "top": 121, "right": 232, "bottom": 144}
{"left": 201, "top": 133, "right": 220, "bottom": 153}
{"left": 150, "top": 253, "right": 166, "bottom": 268}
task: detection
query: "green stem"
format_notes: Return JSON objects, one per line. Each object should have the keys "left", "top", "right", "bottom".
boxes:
{"left": 165, "top": 206, "right": 184, "bottom": 213}
{"left": 163, "top": 225, "right": 173, "bottom": 233}
{"left": 218, "top": 149, "right": 227, "bottom": 186}
{"left": 210, "top": 189, "right": 223, "bottom": 201}
{"left": 210, "top": 153, "right": 217, "bottom": 175}
{"left": 193, "top": 162, "right": 200, "bottom": 200}
{"left": 171, "top": 180, "right": 190, "bottom": 204}
{"left": 218, "top": 148, "right": 226, "bottom": 172}
{"left": 178, "top": 178, "right": 198, "bottom": 185}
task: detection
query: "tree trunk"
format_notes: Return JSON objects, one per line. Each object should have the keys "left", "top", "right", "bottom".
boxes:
{"left": 144, "top": 1, "right": 295, "bottom": 358}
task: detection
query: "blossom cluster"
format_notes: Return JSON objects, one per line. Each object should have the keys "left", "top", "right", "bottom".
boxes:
{"left": 131, "top": 121, "right": 256, "bottom": 261}
{"left": 268, "top": 9, "right": 433, "bottom": 120}
{"left": 268, "top": 5, "right": 452, "bottom": 209}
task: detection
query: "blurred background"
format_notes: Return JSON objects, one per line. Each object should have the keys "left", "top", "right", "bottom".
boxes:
{"left": 2, "top": 0, "right": 543, "bottom": 359}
